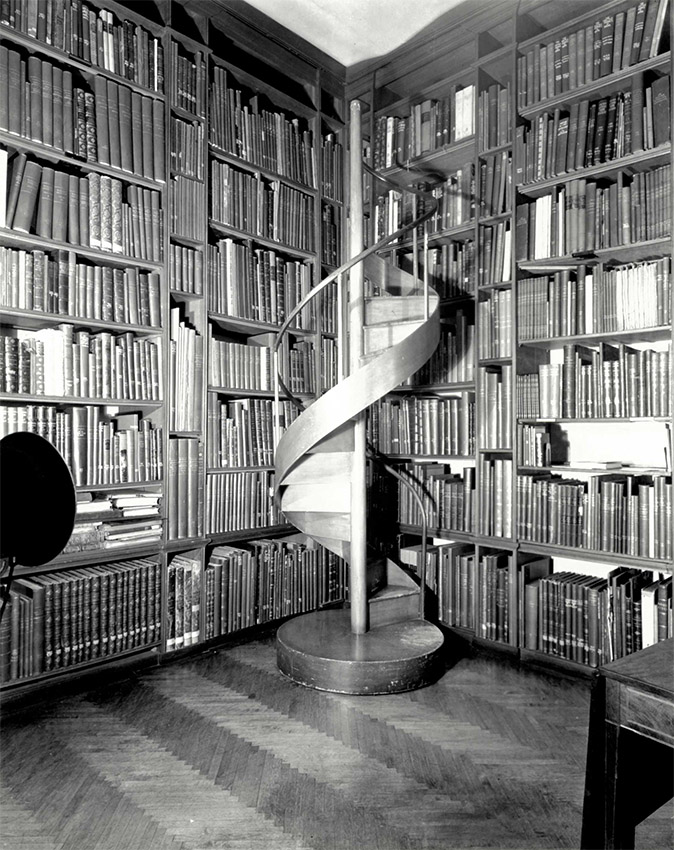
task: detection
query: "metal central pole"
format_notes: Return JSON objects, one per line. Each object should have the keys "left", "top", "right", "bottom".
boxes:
{"left": 348, "top": 100, "right": 367, "bottom": 635}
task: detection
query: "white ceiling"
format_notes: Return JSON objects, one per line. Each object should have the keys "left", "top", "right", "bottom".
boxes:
{"left": 242, "top": 0, "right": 466, "bottom": 66}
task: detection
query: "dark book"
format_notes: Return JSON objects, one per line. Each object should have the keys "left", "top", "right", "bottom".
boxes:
{"left": 131, "top": 90, "right": 144, "bottom": 175}
{"left": 40, "top": 59, "right": 53, "bottom": 147}
{"left": 632, "top": 72, "right": 645, "bottom": 151}
{"left": 612, "top": 11, "right": 626, "bottom": 73}
{"left": 600, "top": 15, "right": 615, "bottom": 77}
{"left": 650, "top": 74, "right": 671, "bottom": 147}
{"left": 93, "top": 75, "right": 110, "bottom": 165}
{"left": 5, "top": 151, "right": 27, "bottom": 229}
{"left": 566, "top": 101, "right": 580, "bottom": 172}
{"left": 107, "top": 80, "right": 122, "bottom": 169}
{"left": 141, "top": 95, "right": 154, "bottom": 180}
{"left": 36, "top": 165, "right": 54, "bottom": 239}
{"left": 12, "top": 577, "right": 46, "bottom": 675}
{"left": 52, "top": 169, "right": 69, "bottom": 243}
{"left": 593, "top": 97, "right": 609, "bottom": 163}
{"left": 555, "top": 115, "right": 569, "bottom": 175}
{"left": 603, "top": 94, "right": 618, "bottom": 161}
{"left": 639, "top": 0, "right": 661, "bottom": 60}
{"left": 629, "top": 1, "right": 649, "bottom": 65}
{"left": 12, "top": 160, "right": 42, "bottom": 234}
{"left": 622, "top": 6, "right": 638, "bottom": 67}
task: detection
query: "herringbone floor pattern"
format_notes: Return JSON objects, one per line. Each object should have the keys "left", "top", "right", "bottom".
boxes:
{"left": 1, "top": 637, "right": 672, "bottom": 850}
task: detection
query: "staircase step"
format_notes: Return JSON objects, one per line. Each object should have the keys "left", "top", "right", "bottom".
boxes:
{"left": 308, "top": 420, "right": 354, "bottom": 453}
{"left": 364, "top": 254, "right": 418, "bottom": 296}
{"left": 369, "top": 583, "right": 419, "bottom": 602}
{"left": 364, "top": 295, "right": 428, "bottom": 326}
{"left": 282, "top": 481, "right": 350, "bottom": 513}
{"left": 310, "top": 535, "right": 350, "bottom": 561}
{"left": 368, "top": 585, "right": 420, "bottom": 629}
{"left": 284, "top": 510, "right": 350, "bottom": 540}
{"left": 283, "top": 452, "right": 351, "bottom": 485}
{"left": 363, "top": 320, "right": 424, "bottom": 355}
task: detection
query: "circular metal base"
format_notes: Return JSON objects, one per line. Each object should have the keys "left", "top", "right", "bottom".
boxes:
{"left": 276, "top": 609, "right": 445, "bottom": 694}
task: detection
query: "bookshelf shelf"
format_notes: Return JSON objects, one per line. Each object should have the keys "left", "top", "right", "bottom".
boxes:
{"left": 207, "top": 465, "right": 275, "bottom": 473}
{"left": 0, "top": 309, "right": 163, "bottom": 336}
{"left": 377, "top": 137, "right": 476, "bottom": 183}
{"left": 518, "top": 542, "right": 673, "bottom": 573}
{"left": 208, "top": 221, "right": 315, "bottom": 260}
{"left": 208, "top": 525, "right": 295, "bottom": 545}
{"left": 0, "top": 132, "right": 167, "bottom": 189}
{"left": 0, "top": 229, "right": 165, "bottom": 270}
{"left": 208, "top": 313, "right": 314, "bottom": 337}
{"left": 519, "top": 326, "right": 673, "bottom": 347}
{"left": 13, "top": 542, "right": 164, "bottom": 575}
{"left": 209, "top": 146, "right": 318, "bottom": 195}
{"left": 76, "top": 481, "right": 163, "bottom": 492}
{"left": 0, "top": 393, "right": 163, "bottom": 407}
{"left": 517, "top": 53, "right": 672, "bottom": 119}
{"left": 517, "top": 145, "right": 672, "bottom": 198}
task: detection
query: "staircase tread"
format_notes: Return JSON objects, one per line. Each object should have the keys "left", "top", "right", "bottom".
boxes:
{"left": 370, "top": 584, "right": 420, "bottom": 601}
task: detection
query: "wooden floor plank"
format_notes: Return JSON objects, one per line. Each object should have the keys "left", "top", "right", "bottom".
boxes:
{"left": 2, "top": 636, "right": 672, "bottom": 850}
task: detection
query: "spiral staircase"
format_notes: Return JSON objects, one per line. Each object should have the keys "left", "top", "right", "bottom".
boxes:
{"left": 273, "top": 103, "right": 446, "bottom": 694}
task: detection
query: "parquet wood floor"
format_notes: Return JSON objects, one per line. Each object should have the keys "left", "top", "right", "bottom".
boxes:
{"left": 1, "top": 637, "right": 672, "bottom": 850}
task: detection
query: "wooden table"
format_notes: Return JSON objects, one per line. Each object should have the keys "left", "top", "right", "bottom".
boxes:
{"left": 581, "top": 638, "right": 674, "bottom": 849}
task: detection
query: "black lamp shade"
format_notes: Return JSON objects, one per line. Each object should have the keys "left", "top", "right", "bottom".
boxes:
{"left": 0, "top": 432, "right": 76, "bottom": 566}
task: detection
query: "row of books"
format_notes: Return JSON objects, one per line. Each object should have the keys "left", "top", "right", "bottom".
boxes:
{"left": 63, "top": 512, "right": 162, "bottom": 554}
{"left": 519, "top": 423, "right": 556, "bottom": 469}
{"left": 0, "top": 325, "right": 163, "bottom": 400}
{"left": 321, "top": 134, "right": 343, "bottom": 203}
{"left": 478, "top": 366, "right": 512, "bottom": 450}
{"left": 515, "top": 77, "right": 670, "bottom": 186}
{"left": 478, "top": 456, "right": 513, "bottom": 538}
{"left": 170, "top": 42, "right": 206, "bottom": 117}
{"left": 517, "top": 258, "right": 672, "bottom": 341}
{"left": 477, "top": 288, "right": 512, "bottom": 359}
{"left": 477, "top": 81, "right": 512, "bottom": 152}
{"left": 321, "top": 201, "right": 341, "bottom": 267}
{"left": 432, "top": 541, "right": 672, "bottom": 665}
{"left": 398, "top": 240, "right": 475, "bottom": 300}
{"left": 2, "top": 152, "right": 163, "bottom": 261}
{"left": 207, "top": 238, "right": 314, "bottom": 328}
{"left": 204, "top": 538, "right": 347, "bottom": 638}
{"left": 0, "top": 405, "right": 163, "bottom": 486}
{"left": 518, "top": 342, "right": 671, "bottom": 420}
{"left": 207, "top": 329, "right": 272, "bottom": 391}
{"left": 210, "top": 160, "right": 315, "bottom": 252}
{"left": 478, "top": 220, "right": 512, "bottom": 286}
{"left": 165, "top": 553, "right": 201, "bottom": 651}
{"left": 516, "top": 0, "right": 670, "bottom": 108}
{"left": 319, "top": 281, "right": 338, "bottom": 335}
{"left": 368, "top": 393, "right": 476, "bottom": 457}
{"left": 205, "top": 469, "right": 282, "bottom": 534}
{"left": 517, "top": 471, "right": 673, "bottom": 559}
{"left": 170, "top": 243, "right": 203, "bottom": 296}
{"left": 0, "top": 246, "right": 162, "bottom": 327}
{"left": 373, "top": 166, "right": 475, "bottom": 240}
{"left": 372, "top": 84, "right": 475, "bottom": 170}
{"left": 396, "top": 461, "right": 476, "bottom": 535}
{"left": 93, "top": 74, "right": 165, "bottom": 179}
{"left": 402, "top": 310, "right": 475, "bottom": 386}
{"left": 170, "top": 175, "right": 205, "bottom": 241}
{"left": 321, "top": 337, "right": 338, "bottom": 391}
{"left": 210, "top": 67, "right": 316, "bottom": 188}
{"left": 169, "top": 307, "right": 203, "bottom": 432}
{"left": 517, "top": 165, "right": 671, "bottom": 259}
{"left": 0, "top": 557, "right": 162, "bottom": 683}
{"left": 167, "top": 437, "right": 204, "bottom": 540}
{"left": 170, "top": 115, "right": 204, "bottom": 178}
{"left": 206, "top": 396, "right": 299, "bottom": 469}
{"left": 526, "top": 568, "right": 672, "bottom": 665}
{"left": 478, "top": 150, "right": 512, "bottom": 218}
{"left": 0, "top": 1, "right": 164, "bottom": 92}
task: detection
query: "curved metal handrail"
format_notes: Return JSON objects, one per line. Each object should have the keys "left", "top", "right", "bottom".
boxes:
{"left": 366, "top": 443, "right": 430, "bottom": 621}
{"left": 273, "top": 163, "right": 441, "bottom": 410}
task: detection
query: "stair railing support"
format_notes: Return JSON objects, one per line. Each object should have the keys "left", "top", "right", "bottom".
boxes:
{"left": 349, "top": 100, "right": 368, "bottom": 635}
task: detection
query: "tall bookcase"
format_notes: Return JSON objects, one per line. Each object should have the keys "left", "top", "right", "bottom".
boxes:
{"left": 0, "top": 0, "right": 347, "bottom": 697}
{"left": 349, "top": 0, "right": 672, "bottom": 676}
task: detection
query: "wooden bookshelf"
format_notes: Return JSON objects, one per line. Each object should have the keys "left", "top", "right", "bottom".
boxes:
{"left": 0, "top": 0, "right": 347, "bottom": 695}
{"left": 348, "top": 0, "right": 673, "bottom": 677}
